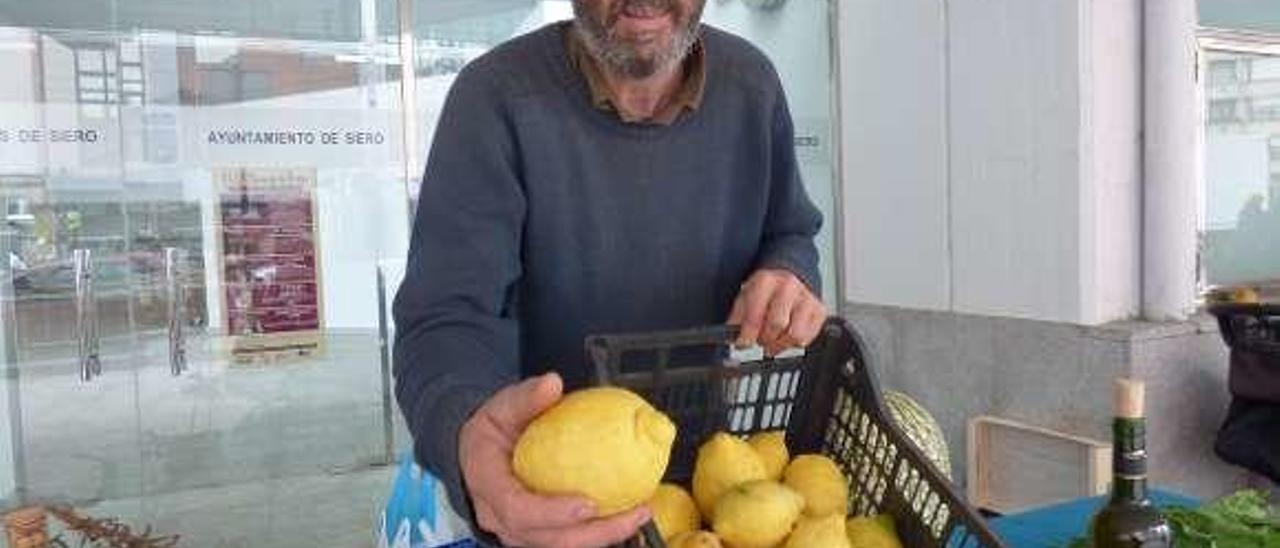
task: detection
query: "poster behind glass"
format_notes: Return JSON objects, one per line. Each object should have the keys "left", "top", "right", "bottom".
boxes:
{"left": 216, "top": 167, "right": 324, "bottom": 362}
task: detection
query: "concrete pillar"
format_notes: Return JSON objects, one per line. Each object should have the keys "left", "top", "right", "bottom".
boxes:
{"left": 1142, "top": 0, "right": 1199, "bottom": 321}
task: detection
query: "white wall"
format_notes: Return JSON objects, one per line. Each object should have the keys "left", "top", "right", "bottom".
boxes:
{"left": 1083, "top": 0, "right": 1142, "bottom": 325}
{"left": 840, "top": 0, "right": 1142, "bottom": 325}
{"left": 838, "top": 0, "right": 949, "bottom": 311}
{"left": 948, "top": 0, "right": 1082, "bottom": 321}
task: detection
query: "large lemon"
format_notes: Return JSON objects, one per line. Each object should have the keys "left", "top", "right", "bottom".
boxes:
{"left": 693, "top": 433, "right": 769, "bottom": 518}
{"left": 746, "top": 431, "right": 789, "bottom": 481}
{"left": 669, "top": 531, "right": 725, "bottom": 548}
{"left": 651, "top": 483, "right": 701, "bottom": 541}
{"left": 512, "top": 387, "right": 676, "bottom": 516}
{"left": 783, "top": 455, "right": 848, "bottom": 518}
{"left": 846, "top": 514, "right": 903, "bottom": 548}
{"left": 712, "top": 480, "right": 805, "bottom": 548}
{"left": 785, "top": 515, "right": 852, "bottom": 548}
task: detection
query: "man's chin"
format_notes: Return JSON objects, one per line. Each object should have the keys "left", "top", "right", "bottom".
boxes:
{"left": 614, "top": 36, "right": 677, "bottom": 62}
{"left": 614, "top": 59, "right": 661, "bottom": 80}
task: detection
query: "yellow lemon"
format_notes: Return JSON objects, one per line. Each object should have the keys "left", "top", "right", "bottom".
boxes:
{"left": 746, "top": 431, "right": 789, "bottom": 481}
{"left": 846, "top": 514, "right": 903, "bottom": 548}
{"left": 783, "top": 454, "right": 848, "bottom": 518}
{"left": 651, "top": 483, "right": 701, "bottom": 541}
{"left": 1231, "top": 287, "right": 1261, "bottom": 304}
{"left": 692, "top": 432, "right": 769, "bottom": 518}
{"left": 512, "top": 387, "right": 676, "bottom": 516}
{"left": 1209, "top": 286, "right": 1260, "bottom": 304}
{"left": 712, "top": 480, "right": 805, "bottom": 548}
{"left": 785, "top": 515, "right": 851, "bottom": 548}
{"left": 669, "top": 530, "right": 724, "bottom": 548}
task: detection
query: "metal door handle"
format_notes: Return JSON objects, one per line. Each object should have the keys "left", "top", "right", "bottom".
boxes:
{"left": 164, "top": 247, "right": 187, "bottom": 376}
{"left": 376, "top": 264, "right": 394, "bottom": 463}
{"left": 73, "top": 249, "right": 101, "bottom": 381}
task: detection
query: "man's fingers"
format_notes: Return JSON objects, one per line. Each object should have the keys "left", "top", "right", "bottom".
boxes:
{"left": 498, "top": 490, "right": 597, "bottom": 532}
{"left": 474, "top": 498, "right": 501, "bottom": 535}
{"left": 797, "top": 301, "right": 827, "bottom": 346}
{"left": 474, "top": 498, "right": 527, "bottom": 547}
{"left": 782, "top": 298, "right": 824, "bottom": 349}
{"left": 524, "top": 505, "right": 652, "bottom": 548}
{"left": 759, "top": 279, "right": 801, "bottom": 351}
{"left": 763, "top": 292, "right": 826, "bottom": 357}
{"left": 726, "top": 294, "right": 746, "bottom": 328}
{"left": 734, "top": 276, "right": 775, "bottom": 348}
{"left": 468, "top": 454, "right": 596, "bottom": 537}
{"left": 459, "top": 414, "right": 522, "bottom": 494}
{"left": 487, "top": 372, "right": 563, "bottom": 434}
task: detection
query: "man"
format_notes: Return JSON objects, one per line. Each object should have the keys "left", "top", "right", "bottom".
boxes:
{"left": 393, "top": 0, "right": 825, "bottom": 545}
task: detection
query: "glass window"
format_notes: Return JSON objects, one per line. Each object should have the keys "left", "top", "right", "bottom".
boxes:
{"left": 1202, "top": 49, "right": 1280, "bottom": 293}
{"left": 75, "top": 49, "right": 104, "bottom": 72}
{"left": 1201, "top": 1, "right": 1280, "bottom": 36}
{"left": 0, "top": 0, "right": 409, "bottom": 544}
{"left": 1210, "top": 59, "right": 1240, "bottom": 84}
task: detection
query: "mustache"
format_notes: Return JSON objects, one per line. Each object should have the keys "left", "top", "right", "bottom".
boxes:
{"left": 608, "top": 0, "right": 681, "bottom": 26}
{"left": 619, "top": 0, "right": 674, "bottom": 9}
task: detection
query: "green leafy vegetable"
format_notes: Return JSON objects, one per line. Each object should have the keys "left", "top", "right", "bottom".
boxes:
{"left": 1164, "top": 490, "right": 1280, "bottom": 548}
{"left": 1058, "top": 490, "right": 1279, "bottom": 547}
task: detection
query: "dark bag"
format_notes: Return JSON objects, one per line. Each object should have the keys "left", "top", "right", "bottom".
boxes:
{"left": 1209, "top": 304, "right": 1280, "bottom": 483}
{"left": 1214, "top": 397, "right": 1280, "bottom": 483}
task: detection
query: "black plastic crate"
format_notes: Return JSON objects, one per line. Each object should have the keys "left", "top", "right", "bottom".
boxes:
{"left": 1209, "top": 303, "right": 1280, "bottom": 356}
{"left": 1209, "top": 303, "right": 1280, "bottom": 403}
{"left": 587, "top": 318, "right": 1005, "bottom": 548}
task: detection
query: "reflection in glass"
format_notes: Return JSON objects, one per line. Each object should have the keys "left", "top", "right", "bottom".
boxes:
{"left": 1203, "top": 50, "right": 1280, "bottom": 288}
{"left": 0, "top": 0, "right": 410, "bottom": 543}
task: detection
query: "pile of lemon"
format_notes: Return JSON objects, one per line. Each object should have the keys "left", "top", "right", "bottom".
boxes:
{"left": 511, "top": 387, "right": 903, "bottom": 548}
{"left": 654, "top": 431, "right": 902, "bottom": 548}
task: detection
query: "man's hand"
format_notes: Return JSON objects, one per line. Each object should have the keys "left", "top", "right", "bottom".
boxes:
{"left": 727, "top": 268, "right": 826, "bottom": 356}
{"left": 459, "top": 373, "right": 651, "bottom": 547}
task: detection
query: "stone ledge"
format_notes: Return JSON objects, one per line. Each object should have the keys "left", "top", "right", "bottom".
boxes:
{"left": 842, "top": 301, "right": 1222, "bottom": 343}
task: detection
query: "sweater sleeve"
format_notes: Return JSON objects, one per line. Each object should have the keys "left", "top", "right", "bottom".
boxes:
{"left": 392, "top": 65, "right": 524, "bottom": 522}
{"left": 756, "top": 88, "right": 824, "bottom": 296}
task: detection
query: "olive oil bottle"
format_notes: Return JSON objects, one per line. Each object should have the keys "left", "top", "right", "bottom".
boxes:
{"left": 1089, "top": 378, "right": 1172, "bottom": 547}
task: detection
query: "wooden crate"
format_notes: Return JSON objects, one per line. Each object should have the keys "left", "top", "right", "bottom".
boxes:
{"left": 967, "top": 416, "right": 1112, "bottom": 514}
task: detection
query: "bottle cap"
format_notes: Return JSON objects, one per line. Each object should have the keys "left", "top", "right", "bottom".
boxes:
{"left": 1115, "top": 378, "right": 1145, "bottom": 419}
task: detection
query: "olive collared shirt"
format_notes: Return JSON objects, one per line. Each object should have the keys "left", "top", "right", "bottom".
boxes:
{"left": 565, "top": 27, "right": 706, "bottom": 125}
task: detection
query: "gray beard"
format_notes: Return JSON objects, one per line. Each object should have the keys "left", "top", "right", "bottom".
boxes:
{"left": 572, "top": 7, "right": 702, "bottom": 80}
